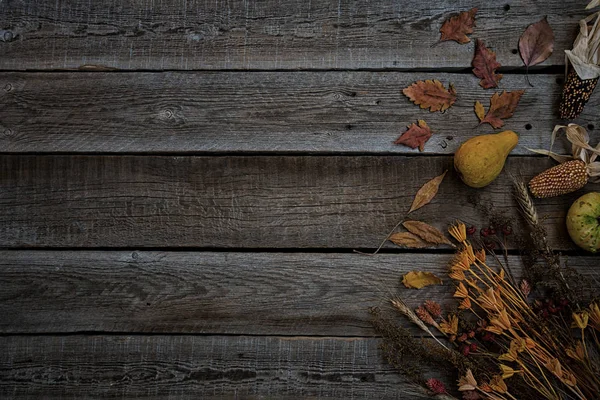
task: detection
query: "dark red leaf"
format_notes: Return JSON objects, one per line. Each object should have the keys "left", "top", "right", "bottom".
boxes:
{"left": 472, "top": 39, "right": 503, "bottom": 89}
{"left": 394, "top": 120, "right": 433, "bottom": 152}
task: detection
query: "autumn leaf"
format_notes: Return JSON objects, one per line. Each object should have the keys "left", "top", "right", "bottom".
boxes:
{"left": 519, "top": 17, "right": 554, "bottom": 86}
{"left": 408, "top": 170, "right": 447, "bottom": 214}
{"left": 439, "top": 8, "right": 478, "bottom": 44}
{"left": 389, "top": 232, "right": 430, "bottom": 248}
{"left": 403, "top": 80, "right": 457, "bottom": 112}
{"left": 402, "top": 221, "right": 453, "bottom": 246}
{"left": 474, "top": 100, "right": 485, "bottom": 121}
{"left": 479, "top": 91, "right": 525, "bottom": 129}
{"left": 402, "top": 271, "right": 443, "bottom": 289}
{"left": 472, "top": 39, "right": 503, "bottom": 89}
{"left": 394, "top": 120, "right": 432, "bottom": 152}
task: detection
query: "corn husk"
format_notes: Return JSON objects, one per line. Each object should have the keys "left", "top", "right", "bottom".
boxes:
{"left": 565, "top": 12, "right": 600, "bottom": 80}
{"left": 588, "top": 0, "right": 600, "bottom": 10}
{"left": 528, "top": 124, "right": 600, "bottom": 182}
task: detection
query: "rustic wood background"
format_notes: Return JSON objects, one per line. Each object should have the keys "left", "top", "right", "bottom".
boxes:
{"left": 1, "top": 1, "right": 599, "bottom": 398}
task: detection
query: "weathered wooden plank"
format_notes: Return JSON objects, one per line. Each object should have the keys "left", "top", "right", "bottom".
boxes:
{"left": 0, "top": 0, "right": 589, "bottom": 70}
{"left": 0, "top": 251, "right": 597, "bottom": 335}
{"left": 1, "top": 72, "right": 597, "bottom": 154}
{"left": 0, "top": 335, "right": 416, "bottom": 399}
{"left": 1, "top": 155, "right": 598, "bottom": 249}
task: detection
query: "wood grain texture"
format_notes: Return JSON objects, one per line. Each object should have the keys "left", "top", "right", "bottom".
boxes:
{"left": 1, "top": 71, "right": 597, "bottom": 154}
{"left": 0, "top": 335, "right": 417, "bottom": 399}
{"left": 0, "top": 0, "right": 589, "bottom": 70}
{"left": 0, "top": 251, "right": 597, "bottom": 335}
{"left": 1, "top": 155, "right": 598, "bottom": 249}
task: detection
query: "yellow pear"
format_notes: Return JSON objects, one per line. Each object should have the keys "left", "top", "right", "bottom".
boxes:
{"left": 454, "top": 131, "right": 519, "bottom": 188}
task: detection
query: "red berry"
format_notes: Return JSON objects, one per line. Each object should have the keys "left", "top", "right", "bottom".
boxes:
{"left": 480, "top": 228, "right": 490, "bottom": 237}
{"left": 467, "top": 226, "right": 476, "bottom": 235}
{"left": 461, "top": 345, "right": 470, "bottom": 356}
{"left": 548, "top": 306, "right": 559, "bottom": 314}
{"left": 482, "top": 332, "right": 494, "bottom": 342}
{"left": 468, "top": 330, "right": 476, "bottom": 338}
{"left": 458, "top": 333, "right": 468, "bottom": 342}
{"left": 560, "top": 299, "right": 570, "bottom": 307}
{"left": 541, "top": 310, "right": 549, "bottom": 318}
{"left": 502, "top": 225, "right": 513, "bottom": 235}
{"left": 489, "top": 226, "right": 497, "bottom": 235}
{"left": 469, "top": 343, "right": 478, "bottom": 352}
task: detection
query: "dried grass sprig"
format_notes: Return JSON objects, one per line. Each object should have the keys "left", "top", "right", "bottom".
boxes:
{"left": 390, "top": 296, "right": 449, "bottom": 350}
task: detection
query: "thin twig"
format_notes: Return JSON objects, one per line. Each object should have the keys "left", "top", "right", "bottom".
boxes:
{"left": 354, "top": 218, "right": 404, "bottom": 256}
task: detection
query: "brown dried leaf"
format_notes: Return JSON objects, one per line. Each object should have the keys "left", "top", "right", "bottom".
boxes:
{"left": 519, "top": 17, "right": 554, "bottom": 69}
{"left": 394, "top": 120, "right": 432, "bottom": 152}
{"left": 408, "top": 170, "right": 447, "bottom": 213}
{"left": 480, "top": 90, "right": 525, "bottom": 129}
{"left": 439, "top": 8, "right": 478, "bottom": 44}
{"left": 389, "top": 232, "right": 430, "bottom": 248}
{"left": 403, "top": 80, "right": 457, "bottom": 112}
{"left": 472, "top": 39, "right": 503, "bottom": 89}
{"left": 402, "top": 221, "right": 453, "bottom": 246}
{"left": 474, "top": 100, "right": 485, "bottom": 121}
{"left": 402, "top": 271, "right": 443, "bottom": 289}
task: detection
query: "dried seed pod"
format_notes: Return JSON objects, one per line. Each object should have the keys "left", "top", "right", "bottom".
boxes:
{"left": 528, "top": 160, "right": 588, "bottom": 198}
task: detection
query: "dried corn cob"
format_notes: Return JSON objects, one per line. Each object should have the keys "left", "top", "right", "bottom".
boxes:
{"left": 560, "top": 13, "right": 600, "bottom": 119}
{"left": 528, "top": 160, "right": 588, "bottom": 198}
{"left": 559, "top": 68, "right": 598, "bottom": 120}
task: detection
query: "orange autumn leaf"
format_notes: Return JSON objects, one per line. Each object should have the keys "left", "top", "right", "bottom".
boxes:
{"left": 408, "top": 170, "right": 447, "bottom": 213}
{"left": 394, "top": 120, "right": 432, "bottom": 152}
{"left": 472, "top": 39, "right": 503, "bottom": 89}
{"left": 474, "top": 100, "right": 485, "bottom": 121}
{"left": 402, "top": 271, "right": 443, "bottom": 289}
{"left": 439, "top": 8, "right": 478, "bottom": 44}
{"left": 479, "top": 90, "right": 525, "bottom": 129}
{"left": 389, "top": 232, "right": 430, "bottom": 248}
{"left": 402, "top": 221, "right": 453, "bottom": 246}
{"left": 403, "top": 80, "right": 457, "bottom": 112}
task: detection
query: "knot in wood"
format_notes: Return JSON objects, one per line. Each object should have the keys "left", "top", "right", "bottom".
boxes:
{"left": 161, "top": 109, "right": 174, "bottom": 120}
{"left": 2, "top": 31, "right": 14, "bottom": 42}
{"left": 3, "top": 83, "right": 12, "bottom": 92}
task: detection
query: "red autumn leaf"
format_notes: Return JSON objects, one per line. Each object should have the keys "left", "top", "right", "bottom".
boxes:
{"left": 403, "top": 80, "right": 457, "bottom": 112}
{"left": 519, "top": 17, "right": 555, "bottom": 85}
{"left": 394, "top": 120, "right": 432, "bottom": 152}
{"left": 519, "top": 17, "right": 554, "bottom": 67}
{"left": 472, "top": 39, "right": 503, "bottom": 89}
{"left": 439, "top": 8, "right": 478, "bottom": 44}
{"left": 479, "top": 90, "right": 525, "bottom": 129}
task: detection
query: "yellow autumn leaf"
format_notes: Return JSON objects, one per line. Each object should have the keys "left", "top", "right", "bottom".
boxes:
{"left": 402, "top": 271, "right": 443, "bottom": 289}
{"left": 474, "top": 100, "right": 485, "bottom": 122}
{"left": 389, "top": 232, "right": 430, "bottom": 248}
{"left": 408, "top": 170, "right": 447, "bottom": 214}
{"left": 402, "top": 220, "right": 453, "bottom": 246}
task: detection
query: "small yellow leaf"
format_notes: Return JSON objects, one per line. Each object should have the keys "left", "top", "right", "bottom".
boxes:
{"left": 474, "top": 100, "right": 485, "bottom": 122}
{"left": 402, "top": 271, "right": 443, "bottom": 289}
{"left": 402, "top": 221, "right": 453, "bottom": 246}
{"left": 389, "top": 232, "right": 430, "bottom": 248}
{"left": 408, "top": 170, "right": 447, "bottom": 214}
